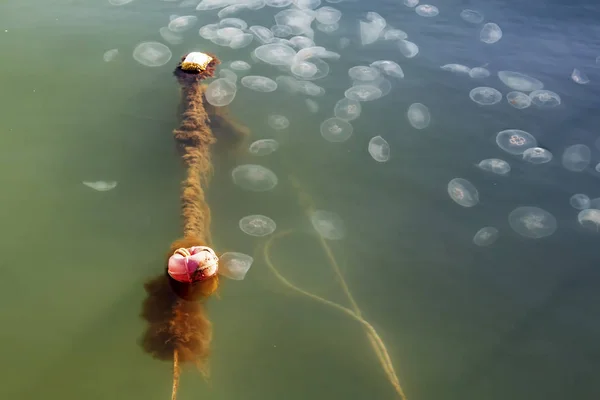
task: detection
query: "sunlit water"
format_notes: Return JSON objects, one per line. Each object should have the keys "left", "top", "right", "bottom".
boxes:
{"left": 2, "top": 1, "right": 600, "bottom": 400}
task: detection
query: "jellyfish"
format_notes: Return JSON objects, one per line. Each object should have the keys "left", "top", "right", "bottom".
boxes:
{"left": 561, "top": 144, "right": 591, "bottom": 172}
{"left": 103, "top": 49, "right": 119, "bottom": 62}
{"left": 403, "top": 0, "right": 419, "bottom": 7}
{"left": 229, "top": 33, "right": 254, "bottom": 49}
{"left": 310, "top": 209, "right": 346, "bottom": 240}
{"left": 506, "top": 91, "right": 531, "bottom": 109}
{"left": 496, "top": 129, "right": 537, "bottom": 155}
{"left": 239, "top": 214, "right": 277, "bottom": 236}
{"left": 295, "top": 0, "right": 321, "bottom": 9}
{"left": 571, "top": 68, "right": 589, "bottom": 84}
{"left": 398, "top": 40, "right": 419, "bottom": 58}
{"left": 407, "top": 103, "right": 431, "bottom": 129}
{"left": 473, "top": 227, "right": 499, "bottom": 246}
{"left": 349, "top": 66, "right": 381, "bottom": 82}
{"left": 334, "top": 98, "right": 361, "bottom": 121}
{"left": 508, "top": 206, "right": 557, "bottom": 238}
{"left": 231, "top": 164, "right": 278, "bottom": 191}
{"left": 460, "top": 9, "right": 484, "bottom": 24}
{"left": 218, "top": 252, "right": 254, "bottom": 281}
{"left": 498, "top": 71, "right": 544, "bottom": 92}
{"left": 320, "top": 118, "right": 353, "bottom": 142}
{"left": 268, "top": 114, "right": 290, "bottom": 130}
{"left": 305, "top": 98, "right": 319, "bottom": 113}
{"left": 249, "top": 139, "right": 280, "bottom": 156}
{"left": 205, "top": 78, "right": 237, "bottom": 106}
{"left": 315, "top": 6, "right": 342, "bottom": 24}
{"left": 415, "top": 5, "right": 439, "bottom": 17}
{"left": 199, "top": 23, "right": 219, "bottom": 39}
{"left": 274, "top": 9, "right": 315, "bottom": 35}
{"left": 291, "top": 61, "right": 318, "bottom": 78}
{"left": 447, "top": 178, "right": 479, "bottom": 207}
{"left": 168, "top": 15, "right": 198, "bottom": 33}
{"left": 529, "top": 90, "right": 561, "bottom": 108}
{"left": 476, "top": 158, "right": 510, "bottom": 176}
{"left": 272, "top": 24, "right": 293, "bottom": 37}
{"left": 480, "top": 23, "right": 502, "bottom": 44}
{"left": 441, "top": 64, "right": 471, "bottom": 75}
{"left": 220, "top": 18, "right": 248, "bottom": 30}
{"left": 359, "top": 12, "right": 387, "bottom": 45}
{"left": 82, "top": 180, "right": 118, "bottom": 191}
{"left": 289, "top": 35, "right": 315, "bottom": 49}
{"left": 254, "top": 43, "right": 297, "bottom": 66}
{"left": 230, "top": 60, "right": 251, "bottom": 71}
{"left": 523, "top": 147, "right": 552, "bottom": 164}
{"left": 469, "top": 67, "right": 490, "bottom": 79}
{"left": 469, "top": 87, "right": 502, "bottom": 105}
{"left": 344, "top": 85, "right": 382, "bottom": 101}
{"left": 133, "top": 41, "right": 173, "bottom": 67}
{"left": 368, "top": 136, "right": 390, "bottom": 162}
{"left": 383, "top": 28, "right": 408, "bottom": 40}
{"left": 240, "top": 75, "right": 278, "bottom": 92}
{"left": 266, "top": 0, "right": 293, "bottom": 6}
{"left": 160, "top": 27, "right": 184, "bottom": 45}
{"left": 249, "top": 25, "right": 275, "bottom": 44}
{"left": 570, "top": 194, "right": 591, "bottom": 210}
{"left": 370, "top": 60, "right": 404, "bottom": 79}
{"left": 578, "top": 209, "right": 600, "bottom": 232}
{"left": 109, "top": 0, "right": 134, "bottom": 5}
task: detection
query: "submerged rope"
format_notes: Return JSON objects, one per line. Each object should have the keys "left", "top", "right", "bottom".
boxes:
{"left": 172, "top": 349, "right": 181, "bottom": 400}
{"left": 263, "top": 176, "right": 407, "bottom": 400}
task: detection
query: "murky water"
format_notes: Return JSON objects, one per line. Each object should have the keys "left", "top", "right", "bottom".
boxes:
{"left": 2, "top": 1, "right": 600, "bottom": 399}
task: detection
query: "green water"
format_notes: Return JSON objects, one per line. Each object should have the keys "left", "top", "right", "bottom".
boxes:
{"left": 2, "top": 1, "right": 600, "bottom": 399}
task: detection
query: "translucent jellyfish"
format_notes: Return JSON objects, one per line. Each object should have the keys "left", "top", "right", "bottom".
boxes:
{"left": 199, "top": 23, "right": 219, "bottom": 40}
{"left": 220, "top": 69, "right": 238, "bottom": 83}
{"left": 305, "top": 98, "right": 319, "bottom": 113}
{"left": 266, "top": 0, "right": 293, "bottom": 7}
{"left": 334, "top": 98, "right": 361, "bottom": 121}
{"left": 168, "top": 15, "right": 198, "bottom": 33}
{"left": 315, "top": 6, "right": 341, "bottom": 24}
{"left": 294, "top": 0, "right": 321, "bottom": 9}
{"left": 220, "top": 18, "right": 248, "bottom": 30}
{"left": 595, "top": 162, "right": 600, "bottom": 173}
{"left": 316, "top": 23, "right": 339, "bottom": 33}
{"left": 254, "top": 43, "right": 296, "bottom": 66}
{"left": 578, "top": 209, "right": 600, "bottom": 232}
{"left": 109, "top": 0, "right": 134, "bottom": 5}
{"left": 469, "top": 67, "right": 490, "bottom": 79}
{"left": 370, "top": 60, "right": 404, "bottom": 79}
{"left": 310, "top": 210, "right": 346, "bottom": 240}
{"left": 239, "top": 214, "right": 277, "bottom": 237}
{"left": 368, "top": 136, "right": 390, "bottom": 162}
{"left": 272, "top": 24, "right": 293, "bottom": 37}
{"left": 344, "top": 85, "right": 382, "bottom": 101}
{"left": 498, "top": 71, "right": 544, "bottom": 92}
{"left": 132, "top": 42, "right": 172, "bottom": 67}
{"left": 529, "top": 90, "right": 561, "bottom": 108}
{"left": 523, "top": 147, "right": 553, "bottom": 164}
{"left": 320, "top": 118, "right": 353, "bottom": 142}
{"left": 268, "top": 114, "right": 290, "bottom": 130}
{"left": 415, "top": 5, "right": 439, "bottom": 17}
{"left": 473, "top": 227, "right": 499, "bottom": 246}
{"left": 230, "top": 60, "right": 251, "bottom": 71}
{"left": 403, "top": 0, "right": 419, "bottom": 7}
{"left": 205, "top": 78, "right": 237, "bottom": 106}
{"left": 570, "top": 194, "right": 591, "bottom": 210}
{"left": 159, "top": 26, "right": 183, "bottom": 45}
{"left": 469, "top": 87, "right": 502, "bottom": 105}
{"left": 571, "top": 68, "right": 589, "bottom": 84}
{"left": 289, "top": 35, "right": 315, "bottom": 49}
{"left": 561, "top": 144, "right": 591, "bottom": 172}
{"left": 383, "top": 29, "right": 408, "bottom": 40}
{"left": 249, "top": 25, "right": 275, "bottom": 44}
{"left": 477, "top": 158, "right": 510, "bottom": 176}
{"left": 398, "top": 40, "right": 419, "bottom": 58}
{"left": 348, "top": 66, "right": 381, "bottom": 82}
{"left": 274, "top": 9, "right": 315, "bottom": 35}
{"left": 83, "top": 181, "right": 117, "bottom": 191}
{"left": 231, "top": 164, "right": 278, "bottom": 191}
{"left": 339, "top": 37, "right": 351, "bottom": 49}
{"left": 359, "top": 12, "right": 386, "bottom": 45}
{"left": 218, "top": 252, "right": 254, "bottom": 280}
{"left": 509, "top": 206, "right": 557, "bottom": 238}
{"left": 249, "top": 139, "right": 279, "bottom": 156}
{"left": 217, "top": 4, "right": 248, "bottom": 18}
{"left": 291, "top": 61, "right": 319, "bottom": 79}
{"left": 241, "top": 75, "right": 278, "bottom": 92}
{"left": 480, "top": 23, "right": 502, "bottom": 44}
{"left": 496, "top": 129, "right": 537, "bottom": 155}
{"left": 103, "top": 49, "right": 119, "bottom": 62}
{"left": 230, "top": 33, "right": 254, "bottom": 49}
{"left": 460, "top": 9, "right": 484, "bottom": 24}
{"left": 407, "top": 103, "right": 431, "bottom": 129}
{"left": 441, "top": 64, "right": 471, "bottom": 75}
{"left": 447, "top": 178, "right": 479, "bottom": 207}
{"left": 506, "top": 91, "right": 531, "bottom": 109}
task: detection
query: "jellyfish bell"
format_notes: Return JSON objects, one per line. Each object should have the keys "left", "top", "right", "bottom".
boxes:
{"left": 241, "top": 75, "right": 278, "bottom": 92}
{"left": 460, "top": 9, "right": 484, "bottom": 24}
{"left": 529, "top": 90, "right": 561, "bottom": 108}
{"left": 348, "top": 66, "right": 381, "bottom": 82}
{"left": 167, "top": 246, "right": 219, "bottom": 283}
{"left": 83, "top": 180, "right": 118, "bottom": 191}
{"left": 578, "top": 209, "right": 600, "bottom": 232}
{"left": 469, "top": 67, "right": 490, "bottom": 79}
{"left": 496, "top": 129, "right": 537, "bottom": 155}
{"left": 310, "top": 209, "right": 346, "bottom": 240}
{"left": 218, "top": 252, "right": 254, "bottom": 281}
{"left": 334, "top": 98, "right": 362, "bottom": 121}
{"left": 231, "top": 164, "right": 278, "bottom": 191}
{"left": 561, "top": 144, "right": 591, "bottom": 172}
{"left": 368, "top": 136, "right": 390, "bottom": 162}
{"left": 398, "top": 39, "right": 419, "bottom": 58}
{"left": 407, "top": 103, "right": 430, "bottom": 129}
{"left": 370, "top": 60, "right": 404, "bottom": 79}
{"left": 268, "top": 114, "right": 290, "bottom": 129}
{"left": 571, "top": 68, "right": 589, "bottom": 84}
{"left": 523, "top": 147, "right": 552, "bottom": 164}
{"left": 415, "top": 4, "right": 438, "bottom": 17}
{"left": 469, "top": 87, "right": 502, "bottom": 105}
{"left": 506, "top": 91, "right": 531, "bottom": 109}
{"left": 570, "top": 194, "right": 591, "bottom": 210}
{"left": 344, "top": 85, "right": 382, "bottom": 101}
{"left": 103, "top": 48, "right": 119, "bottom": 62}
{"left": 498, "top": 71, "right": 544, "bottom": 92}
{"left": 239, "top": 214, "right": 277, "bottom": 236}
{"left": 473, "top": 227, "right": 499, "bottom": 246}
{"left": 205, "top": 78, "right": 237, "bottom": 106}
{"left": 320, "top": 117, "right": 353, "bottom": 142}
{"left": 480, "top": 23, "right": 502, "bottom": 44}
{"left": 249, "top": 139, "right": 280, "bottom": 156}
{"left": 508, "top": 206, "right": 557, "bottom": 238}
{"left": 447, "top": 178, "right": 479, "bottom": 207}
{"left": 133, "top": 41, "right": 173, "bottom": 67}
{"left": 168, "top": 15, "right": 198, "bottom": 33}
{"left": 230, "top": 60, "right": 251, "bottom": 71}
{"left": 476, "top": 158, "right": 510, "bottom": 175}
